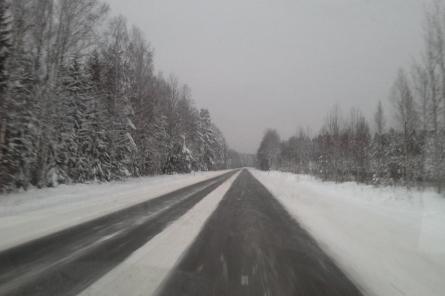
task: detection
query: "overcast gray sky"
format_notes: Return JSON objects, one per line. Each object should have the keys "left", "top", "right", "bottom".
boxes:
{"left": 104, "top": 0, "right": 426, "bottom": 153}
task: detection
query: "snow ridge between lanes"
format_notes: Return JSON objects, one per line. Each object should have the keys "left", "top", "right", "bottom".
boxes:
{"left": 251, "top": 169, "right": 445, "bottom": 296}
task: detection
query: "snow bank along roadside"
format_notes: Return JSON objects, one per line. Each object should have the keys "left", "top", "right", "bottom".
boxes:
{"left": 251, "top": 169, "right": 445, "bottom": 296}
{"left": 0, "top": 170, "right": 231, "bottom": 252}
{"left": 80, "top": 171, "right": 240, "bottom": 296}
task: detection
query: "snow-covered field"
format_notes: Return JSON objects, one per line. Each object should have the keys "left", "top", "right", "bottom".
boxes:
{"left": 0, "top": 170, "right": 230, "bottom": 252}
{"left": 80, "top": 172, "right": 239, "bottom": 296}
{"left": 251, "top": 169, "right": 445, "bottom": 296}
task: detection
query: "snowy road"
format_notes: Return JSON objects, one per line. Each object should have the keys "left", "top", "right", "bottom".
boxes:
{"left": 157, "top": 170, "right": 363, "bottom": 296}
{"left": 0, "top": 171, "right": 237, "bottom": 296}
{"left": 4, "top": 168, "right": 438, "bottom": 296}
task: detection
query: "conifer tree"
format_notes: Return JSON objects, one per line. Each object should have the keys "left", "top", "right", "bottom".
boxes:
{"left": 0, "top": 0, "right": 10, "bottom": 190}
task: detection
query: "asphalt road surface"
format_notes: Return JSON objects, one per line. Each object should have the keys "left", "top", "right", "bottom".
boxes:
{"left": 0, "top": 170, "right": 237, "bottom": 296}
{"left": 156, "top": 170, "right": 364, "bottom": 296}
{"left": 0, "top": 169, "right": 364, "bottom": 296}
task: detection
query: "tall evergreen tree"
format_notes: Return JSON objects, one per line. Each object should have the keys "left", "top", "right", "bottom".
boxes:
{"left": 0, "top": 0, "right": 10, "bottom": 189}
{"left": 371, "top": 101, "right": 388, "bottom": 183}
{"left": 0, "top": 1, "right": 230, "bottom": 192}
{"left": 257, "top": 129, "right": 281, "bottom": 171}
{"left": 0, "top": 0, "right": 9, "bottom": 94}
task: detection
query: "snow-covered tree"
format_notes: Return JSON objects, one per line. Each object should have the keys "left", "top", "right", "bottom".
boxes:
{"left": 413, "top": 0, "right": 445, "bottom": 192}
{"left": 163, "top": 135, "right": 194, "bottom": 174}
{"left": 84, "top": 51, "right": 114, "bottom": 181}
{"left": 0, "top": 0, "right": 9, "bottom": 94}
{"left": 1, "top": 51, "right": 39, "bottom": 190}
{"left": 0, "top": 0, "right": 230, "bottom": 191}
{"left": 198, "top": 109, "right": 217, "bottom": 170}
{"left": 101, "top": 16, "right": 138, "bottom": 178}
{"left": 390, "top": 69, "right": 421, "bottom": 185}
{"left": 0, "top": 0, "right": 10, "bottom": 189}
{"left": 371, "top": 101, "right": 388, "bottom": 183}
{"left": 257, "top": 129, "right": 281, "bottom": 171}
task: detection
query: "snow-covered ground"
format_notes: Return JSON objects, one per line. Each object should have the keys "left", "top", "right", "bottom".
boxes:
{"left": 80, "top": 172, "right": 239, "bottom": 296}
{"left": 251, "top": 169, "right": 445, "bottom": 296}
{"left": 0, "top": 170, "right": 230, "bottom": 252}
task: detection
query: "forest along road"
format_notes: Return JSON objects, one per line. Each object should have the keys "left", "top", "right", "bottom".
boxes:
{"left": 0, "top": 170, "right": 237, "bottom": 296}
{"left": 157, "top": 169, "right": 364, "bottom": 296}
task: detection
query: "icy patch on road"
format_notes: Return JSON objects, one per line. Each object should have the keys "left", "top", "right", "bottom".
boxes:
{"left": 0, "top": 170, "right": 230, "bottom": 251}
{"left": 80, "top": 172, "right": 239, "bottom": 296}
{"left": 251, "top": 169, "right": 445, "bottom": 296}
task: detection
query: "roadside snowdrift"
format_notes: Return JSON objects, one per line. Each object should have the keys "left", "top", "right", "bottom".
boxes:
{"left": 251, "top": 169, "right": 445, "bottom": 296}
{"left": 0, "top": 170, "right": 230, "bottom": 251}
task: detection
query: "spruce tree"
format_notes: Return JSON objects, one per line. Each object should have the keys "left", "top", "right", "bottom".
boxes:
{"left": 0, "top": 0, "right": 9, "bottom": 94}
{"left": 0, "top": 0, "right": 11, "bottom": 191}
{"left": 86, "top": 51, "right": 114, "bottom": 181}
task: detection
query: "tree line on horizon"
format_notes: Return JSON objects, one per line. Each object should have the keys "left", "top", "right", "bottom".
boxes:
{"left": 0, "top": 0, "right": 244, "bottom": 192}
{"left": 257, "top": 1, "right": 445, "bottom": 192}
